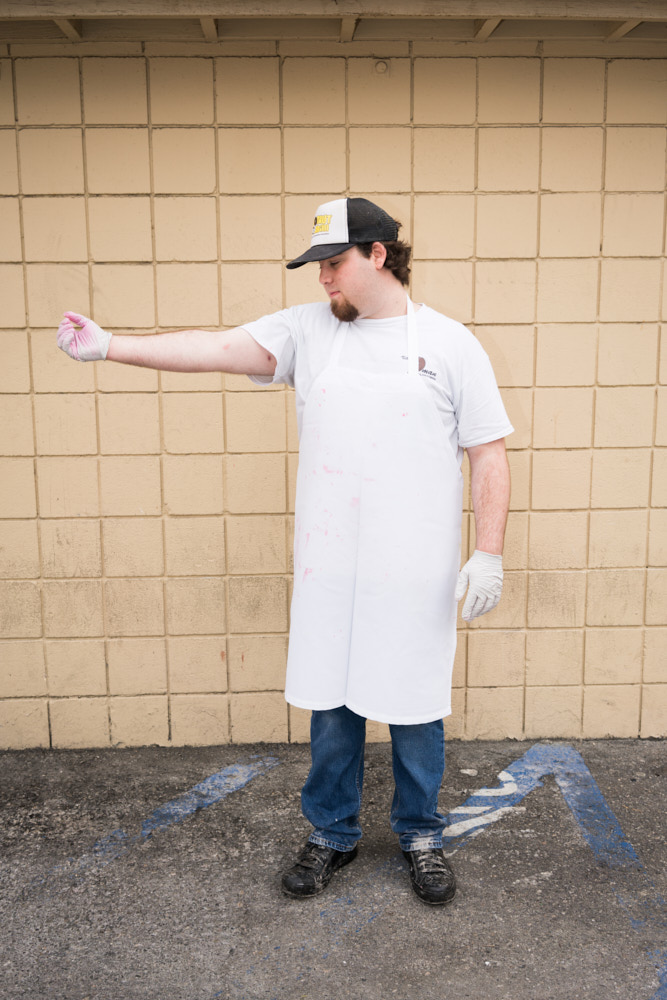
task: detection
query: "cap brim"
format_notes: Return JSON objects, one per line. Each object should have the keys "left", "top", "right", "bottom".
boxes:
{"left": 285, "top": 242, "right": 355, "bottom": 269}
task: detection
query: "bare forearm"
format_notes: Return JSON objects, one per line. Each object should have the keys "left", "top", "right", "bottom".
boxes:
{"left": 468, "top": 439, "right": 511, "bottom": 555}
{"left": 105, "top": 328, "right": 275, "bottom": 375}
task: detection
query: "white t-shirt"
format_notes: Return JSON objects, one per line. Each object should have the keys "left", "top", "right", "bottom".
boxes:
{"left": 244, "top": 302, "right": 513, "bottom": 463}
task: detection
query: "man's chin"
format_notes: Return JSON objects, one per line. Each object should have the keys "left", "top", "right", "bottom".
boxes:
{"left": 330, "top": 297, "right": 359, "bottom": 323}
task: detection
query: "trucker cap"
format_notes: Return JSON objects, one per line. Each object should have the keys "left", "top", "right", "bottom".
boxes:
{"left": 286, "top": 197, "right": 399, "bottom": 269}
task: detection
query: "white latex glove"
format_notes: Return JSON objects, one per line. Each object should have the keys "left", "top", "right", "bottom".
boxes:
{"left": 57, "top": 311, "right": 112, "bottom": 362}
{"left": 455, "top": 550, "right": 504, "bottom": 621}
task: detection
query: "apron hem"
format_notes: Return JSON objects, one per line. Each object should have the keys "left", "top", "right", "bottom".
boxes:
{"left": 286, "top": 693, "right": 452, "bottom": 727}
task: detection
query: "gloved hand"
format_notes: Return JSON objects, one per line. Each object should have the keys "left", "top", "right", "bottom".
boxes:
{"left": 57, "top": 312, "right": 112, "bottom": 362}
{"left": 455, "top": 550, "right": 504, "bottom": 621}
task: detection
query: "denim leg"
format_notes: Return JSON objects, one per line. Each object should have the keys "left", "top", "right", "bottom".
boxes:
{"left": 389, "top": 719, "right": 446, "bottom": 851}
{"left": 301, "top": 706, "right": 366, "bottom": 852}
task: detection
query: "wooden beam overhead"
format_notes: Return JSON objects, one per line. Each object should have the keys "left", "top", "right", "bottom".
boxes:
{"left": 473, "top": 16, "right": 502, "bottom": 40}
{"left": 199, "top": 15, "right": 218, "bottom": 40}
{"left": 340, "top": 16, "right": 358, "bottom": 42}
{"left": 53, "top": 17, "right": 82, "bottom": 40}
{"left": 605, "top": 18, "right": 643, "bottom": 40}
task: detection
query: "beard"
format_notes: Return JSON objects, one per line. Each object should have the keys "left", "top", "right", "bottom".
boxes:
{"left": 330, "top": 295, "right": 359, "bottom": 323}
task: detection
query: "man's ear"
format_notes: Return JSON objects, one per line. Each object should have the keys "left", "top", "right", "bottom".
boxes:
{"left": 370, "top": 241, "right": 388, "bottom": 270}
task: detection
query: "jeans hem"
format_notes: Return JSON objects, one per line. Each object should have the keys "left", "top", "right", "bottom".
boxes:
{"left": 308, "top": 833, "right": 358, "bottom": 853}
{"left": 400, "top": 836, "right": 443, "bottom": 852}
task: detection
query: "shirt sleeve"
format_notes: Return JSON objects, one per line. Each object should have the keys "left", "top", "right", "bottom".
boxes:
{"left": 241, "top": 309, "right": 297, "bottom": 388}
{"left": 455, "top": 337, "right": 514, "bottom": 448}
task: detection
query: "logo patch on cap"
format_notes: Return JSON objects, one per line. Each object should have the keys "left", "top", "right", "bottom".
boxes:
{"left": 312, "top": 214, "right": 333, "bottom": 236}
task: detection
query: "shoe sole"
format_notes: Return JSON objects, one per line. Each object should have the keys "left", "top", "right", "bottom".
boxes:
{"left": 281, "top": 847, "right": 358, "bottom": 899}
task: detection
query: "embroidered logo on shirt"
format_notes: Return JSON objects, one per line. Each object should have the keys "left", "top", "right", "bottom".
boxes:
{"left": 312, "top": 214, "right": 333, "bottom": 236}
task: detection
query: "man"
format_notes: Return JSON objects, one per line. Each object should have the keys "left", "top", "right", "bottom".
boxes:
{"left": 58, "top": 197, "right": 512, "bottom": 907}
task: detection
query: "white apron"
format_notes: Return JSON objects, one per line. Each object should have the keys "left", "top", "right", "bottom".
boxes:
{"left": 285, "top": 300, "right": 463, "bottom": 725}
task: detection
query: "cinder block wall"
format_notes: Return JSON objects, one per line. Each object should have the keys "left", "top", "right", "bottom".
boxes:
{"left": 0, "top": 47, "right": 666, "bottom": 748}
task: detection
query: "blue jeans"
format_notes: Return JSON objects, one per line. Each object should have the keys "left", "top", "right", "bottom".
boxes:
{"left": 302, "top": 705, "right": 446, "bottom": 853}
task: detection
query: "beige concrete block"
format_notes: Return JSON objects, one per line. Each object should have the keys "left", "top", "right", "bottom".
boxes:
{"left": 646, "top": 568, "right": 667, "bottom": 625}
{"left": 654, "top": 450, "right": 667, "bottom": 506}
{"left": 219, "top": 195, "right": 282, "bottom": 261}
{"left": 162, "top": 370, "right": 221, "bottom": 393}
{"left": 537, "top": 259, "right": 598, "bottom": 323}
{"left": 227, "top": 634, "right": 287, "bottom": 692}
{"left": 527, "top": 572, "right": 586, "bottom": 628}
{"left": 656, "top": 388, "right": 667, "bottom": 447}
{"left": 539, "top": 193, "right": 602, "bottom": 258}
{"left": 413, "top": 128, "right": 475, "bottom": 192}
{"left": 413, "top": 58, "right": 475, "bottom": 124}
{"left": 225, "top": 391, "right": 286, "bottom": 454}
{"left": 541, "top": 127, "right": 603, "bottom": 192}
{"left": 156, "top": 263, "right": 220, "bottom": 328}
{"left": 526, "top": 629, "right": 583, "bottom": 686}
{"left": 282, "top": 58, "right": 344, "bottom": 124}
{"left": 589, "top": 510, "right": 647, "bottom": 568}
{"left": 477, "top": 128, "right": 540, "bottom": 192}
{"left": 221, "top": 263, "right": 282, "bottom": 327}
{"left": 478, "top": 58, "right": 540, "bottom": 124}
{"left": 0, "top": 330, "right": 30, "bottom": 392}
{"left": 348, "top": 58, "right": 410, "bottom": 124}
{"left": 0, "top": 395, "right": 33, "bottom": 455}
{"left": 0, "top": 699, "right": 49, "bottom": 749}
{"left": 476, "top": 194, "right": 538, "bottom": 259}
{"left": 283, "top": 127, "right": 346, "bottom": 194}
{"left": 45, "top": 639, "right": 106, "bottom": 696}
{"left": 603, "top": 194, "right": 665, "bottom": 257}
{"left": 165, "top": 577, "right": 225, "bottom": 635}
{"left": 22, "top": 196, "right": 87, "bottom": 262}
{"left": 451, "top": 631, "right": 467, "bottom": 688}
{"left": 164, "top": 517, "right": 224, "bottom": 576}
{"left": 16, "top": 58, "right": 80, "bottom": 124}
{"left": 0, "top": 265, "right": 26, "bottom": 327}
{"left": 168, "top": 635, "right": 227, "bottom": 693}
{"left": 475, "top": 261, "right": 536, "bottom": 324}
{"left": 153, "top": 128, "right": 216, "bottom": 193}
{"left": 649, "top": 509, "right": 667, "bottom": 567}
{"left": 598, "top": 324, "right": 658, "bottom": 385}
{"left": 411, "top": 261, "right": 472, "bottom": 325}
{"left": 0, "top": 58, "right": 14, "bottom": 126}
{"left": 33, "top": 394, "right": 97, "bottom": 456}
{"left": 225, "top": 454, "right": 286, "bottom": 514}
{"left": 607, "top": 59, "right": 667, "bottom": 125}
{"left": 641, "top": 684, "right": 667, "bottom": 738}
{"left": 154, "top": 196, "right": 218, "bottom": 262}
{"left": 42, "top": 580, "right": 102, "bottom": 639}
{"left": 216, "top": 58, "right": 279, "bottom": 124}
{"left": 500, "top": 512, "right": 528, "bottom": 572}
{"left": 1, "top": 459, "right": 36, "bottom": 521}
{"left": 226, "top": 516, "right": 286, "bottom": 575}
{"left": 228, "top": 576, "right": 288, "bottom": 634}
{"left": 542, "top": 58, "right": 604, "bottom": 124}
{"left": 471, "top": 327, "right": 534, "bottom": 389}
{"left": 508, "top": 450, "right": 530, "bottom": 510}
{"left": 0, "top": 641, "right": 46, "bottom": 697}
{"left": 0, "top": 199, "right": 21, "bottom": 261}
{"left": 465, "top": 686, "right": 523, "bottom": 740}
{"left": 644, "top": 628, "right": 667, "bottom": 683}
{"left": 0, "top": 520, "right": 39, "bottom": 579}
{"left": 110, "top": 694, "right": 168, "bottom": 746}
{"left": 525, "top": 686, "right": 582, "bottom": 739}
{"left": 107, "top": 637, "right": 167, "bottom": 695}
{"left": 585, "top": 628, "right": 642, "bottom": 685}
{"left": 583, "top": 685, "right": 640, "bottom": 738}
{"left": 230, "top": 691, "right": 288, "bottom": 742}
{"left": 285, "top": 263, "right": 329, "bottom": 309}
{"left": 26, "top": 263, "right": 89, "bottom": 329}
{"left": 592, "top": 449, "right": 650, "bottom": 509}
{"left": 102, "top": 518, "right": 163, "bottom": 577}
{"left": 289, "top": 704, "right": 311, "bottom": 743}
{"left": 85, "top": 128, "right": 150, "bottom": 193}
{"left": 97, "top": 393, "right": 159, "bottom": 455}
{"left": 0, "top": 131, "right": 19, "bottom": 195}
{"left": 413, "top": 194, "right": 473, "bottom": 259}
{"left": 40, "top": 520, "right": 101, "bottom": 578}
{"left": 605, "top": 128, "right": 667, "bottom": 192}
{"left": 37, "top": 456, "right": 98, "bottom": 517}
{"left": 533, "top": 388, "right": 593, "bottom": 449}
{"left": 464, "top": 571, "right": 526, "bottom": 630}
{"left": 170, "top": 694, "right": 229, "bottom": 746}
{"left": 105, "top": 578, "right": 164, "bottom": 637}
{"left": 594, "top": 387, "right": 654, "bottom": 448}
{"left": 89, "top": 197, "right": 153, "bottom": 261}
{"left": 92, "top": 264, "right": 155, "bottom": 328}
{"left": 31, "top": 328, "right": 95, "bottom": 393}
{"left": 467, "top": 630, "right": 525, "bottom": 687}
{"left": 529, "top": 512, "right": 588, "bottom": 570}
{"left": 587, "top": 569, "right": 645, "bottom": 627}
{"left": 49, "top": 696, "right": 109, "bottom": 748}
{"left": 82, "top": 58, "right": 148, "bottom": 124}
{"left": 100, "top": 455, "right": 161, "bottom": 516}
{"left": 218, "top": 128, "right": 281, "bottom": 194}
{"left": 162, "top": 455, "right": 223, "bottom": 515}
{"left": 348, "top": 128, "right": 411, "bottom": 193}
{"left": 443, "top": 688, "right": 465, "bottom": 740}
{"left": 497, "top": 387, "right": 531, "bottom": 449}
{"left": 149, "top": 58, "right": 213, "bottom": 124}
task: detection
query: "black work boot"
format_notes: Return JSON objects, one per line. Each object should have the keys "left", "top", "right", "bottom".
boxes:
{"left": 402, "top": 847, "right": 457, "bottom": 905}
{"left": 281, "top": 841, "right": 358, "bottom": 898}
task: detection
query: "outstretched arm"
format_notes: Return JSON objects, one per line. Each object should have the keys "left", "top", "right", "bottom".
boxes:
{"left": 57, "top": 312, "right": 276, "bottom": 376}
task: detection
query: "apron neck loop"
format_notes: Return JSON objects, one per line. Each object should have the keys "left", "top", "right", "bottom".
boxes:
{"left": 406, "top": 296, "right": 418, "bottom": 376}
